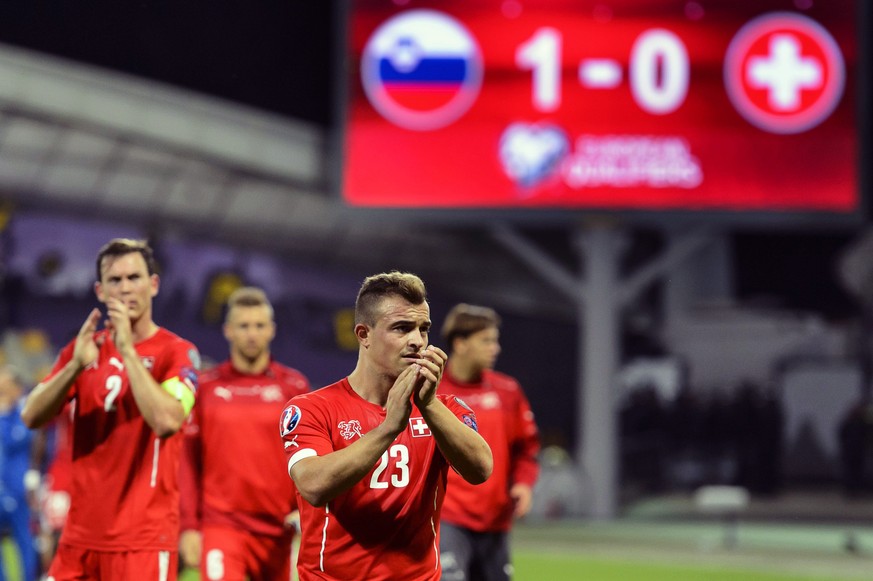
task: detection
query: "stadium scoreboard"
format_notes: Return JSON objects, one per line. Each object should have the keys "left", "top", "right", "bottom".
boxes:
{"left": 339, "top": 0, "right": 860, "bottom": 220}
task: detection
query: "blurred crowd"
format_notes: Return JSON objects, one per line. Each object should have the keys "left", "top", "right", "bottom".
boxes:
{"left": 619, "top": 380, "right": 784, "bottom": 497}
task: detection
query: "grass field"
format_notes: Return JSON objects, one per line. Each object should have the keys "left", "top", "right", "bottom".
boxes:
{"left": 8, "top": 518, "right": 873, "bottom": 580}
{"left": 512, "top": 552, "right": 861, "bottom": 581}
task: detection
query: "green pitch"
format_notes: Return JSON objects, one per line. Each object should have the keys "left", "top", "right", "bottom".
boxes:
{"left": 513, "top": 551, "right": 860, "bottom": 581}
{"left": 177, "top": 552, "right": 858, "bottom": 581}
{"left": 10, "top": 518, "right": 873, "bottom": 581}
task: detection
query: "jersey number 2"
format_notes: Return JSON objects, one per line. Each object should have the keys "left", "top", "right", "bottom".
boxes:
{"left": 370, "top": 444, "right": 410, "bottom": 489}
{"left": 104, "top": 375, "right": 122, "bottom": 412}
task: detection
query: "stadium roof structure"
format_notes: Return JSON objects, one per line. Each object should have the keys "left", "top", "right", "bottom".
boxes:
{"left": 0, "top": 42, "right": 579, "bottom": 318}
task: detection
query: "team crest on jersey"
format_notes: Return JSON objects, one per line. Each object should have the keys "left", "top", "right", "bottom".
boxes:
{"left": 141, "top": 356, "right": 155, "bottom": 370}
{"left": 338, "top": 419, "right": 363, "bottom": 440}
{"left": 260, "top": 385, "right": 284, "bottom": 402}
{"left": 280, "top": 405, "right": 302, "bottom": 437}
{"left": 462, "top": 414, "right": 478, "bottom": 432}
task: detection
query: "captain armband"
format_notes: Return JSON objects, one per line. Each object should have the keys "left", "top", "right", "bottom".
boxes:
{"left": 161, "top": 377, "right": 196, "bottom": 416}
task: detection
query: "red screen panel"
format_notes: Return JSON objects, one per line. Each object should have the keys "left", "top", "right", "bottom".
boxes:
{"left": 341, "top": 0, "right": 859, "bottom": 216}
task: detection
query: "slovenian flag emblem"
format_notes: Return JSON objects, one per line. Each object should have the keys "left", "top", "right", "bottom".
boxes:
{"left": 361, "top": 10, "right": 483, "bottom": 131}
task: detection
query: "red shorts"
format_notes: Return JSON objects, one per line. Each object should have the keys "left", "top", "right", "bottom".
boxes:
{"left": 48, "top": 543, "right": 178, "bottom": 580}
{"left": 200, "top": 524, "right": 295, "bottom": 581}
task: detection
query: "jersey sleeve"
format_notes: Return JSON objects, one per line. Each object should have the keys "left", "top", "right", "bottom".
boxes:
{"left": 157, "top": 339, "right": 201, "bottom": 415}
{"left": 178, "top": 400, "right": 203, "bottom": 531}
{"left": 279, "top": 394, "right": 335, "bottom": 477}
{"left": 280, "top": 368, "right": 311, "bottom": 399}
{"left": 441, "top": 393, "right": 481, "bottom": 433}
{"left": 509, "top": 386, "right": 541, "bottom": 488}
{"left": 41, "top": 340, "right": 77, "bottom": 401}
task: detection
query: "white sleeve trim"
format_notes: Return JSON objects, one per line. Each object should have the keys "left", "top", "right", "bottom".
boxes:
{"left": 288, "top": 448, "right": 318, "bottom": 475}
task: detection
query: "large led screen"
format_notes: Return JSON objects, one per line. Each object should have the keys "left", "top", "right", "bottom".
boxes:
{"left": 340, "top": 0, "right": 859, "bottom": 217}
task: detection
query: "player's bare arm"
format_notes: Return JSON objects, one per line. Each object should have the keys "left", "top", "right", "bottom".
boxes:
{"left": 21, "top": 308, "right": 102, "bottom": 429}
{"left": 290, "top": 364, "right": 419, "bottom": 507}
{"left": 106, "top": 297, "right": 187, "bottom": 437}
{"left": 419, "top": 395, "right": 492, "bottom": 485}
{"left": 413, "top": 345, "right": 492, "bottom": 484}
{"left": 178, "top": 530, "right": 202, "bottom": 568}
{"left": 510, "top": 483, "right": 534, "bottom": 518}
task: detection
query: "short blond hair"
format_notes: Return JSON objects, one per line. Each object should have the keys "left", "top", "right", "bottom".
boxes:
{"left": 355, "top": 271, "right": 427, "bottom": 326}
{"left": 226, "top": 286, "right": 274, "bottom": 321}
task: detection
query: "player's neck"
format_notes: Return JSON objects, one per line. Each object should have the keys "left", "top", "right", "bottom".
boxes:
{"left": 447, "top": 359, "right": 484, "bottom": 384}
{"left": 231, "top": 351, "right": 270, "bottom": 375}
{"left": 346, "top": 366, "right": 392, "bottom": 407}
{"left": 130, "top": 317, "right": 159, "bottom": 343}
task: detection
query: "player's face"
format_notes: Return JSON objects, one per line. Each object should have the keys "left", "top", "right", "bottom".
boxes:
{"left": 459, "top": 326, "right": 501, "bottom": 372}
{"left": 365, "top": 296, "right": 431, "bottom": 379}
{"left": 95, "top": 252, "right": 158, "bottom": 322}
{"left": 0, "top": 370, "right": 21, "bottom": 400}
{"left": 224, "top": 304, "right": 275, "bottom": 362}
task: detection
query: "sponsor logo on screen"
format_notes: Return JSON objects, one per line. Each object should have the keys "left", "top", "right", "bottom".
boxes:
{"left": 724, "top": 12, "right": 845, "bottom": 134}
{"left": 360, "top": 9, "right": 483, "bottom": 131}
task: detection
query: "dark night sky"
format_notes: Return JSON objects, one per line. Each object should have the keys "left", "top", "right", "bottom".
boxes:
{"left": 0, "top": 3, "right": 336, "bottom": 125}
{"left": 0, "top": 2, "right": 866, "bottom": 322}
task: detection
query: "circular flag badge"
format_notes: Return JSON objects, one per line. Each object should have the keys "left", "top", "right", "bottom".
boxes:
{"left": 360, "top": 9, "right": 483, "bottom": 131}
{"left": 280, "top": 405, "right": 301, "bottom": 437}
{"left": 724, "top": 12, "right": 845, "bottom": 134}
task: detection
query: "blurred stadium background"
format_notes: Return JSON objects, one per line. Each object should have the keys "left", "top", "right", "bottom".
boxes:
{"left": 2, "top": 1, "right": 873, "bottom": 579}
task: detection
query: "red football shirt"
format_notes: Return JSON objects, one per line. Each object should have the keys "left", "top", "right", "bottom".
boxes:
{"left": 281, "top": 378, "right": 479, "bottom": 581}
{"left": 45, "top": 327, "right": 199, "bottom": 551}
{"left": 46, "top": 404, "right": 73, "bottom": 494}
{"left": 179, "top": 359, "right": 310, "bottom": 536}
{"left": 438, "top": 369, "right": 540, "bottom": 532}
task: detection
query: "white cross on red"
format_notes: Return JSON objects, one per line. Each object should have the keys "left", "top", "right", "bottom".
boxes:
{"left": 747, "top": 34, "right": 822, "bottom": 111}
{"left": 409, "top": 417, "right": 431, "bottom": 437}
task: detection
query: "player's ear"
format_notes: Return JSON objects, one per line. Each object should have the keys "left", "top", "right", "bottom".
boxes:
{"left": 355, "top": 323, "right": 370, "bottom": 348}
{"left": 94, "top": 281, "right": 106, "bottom": 303}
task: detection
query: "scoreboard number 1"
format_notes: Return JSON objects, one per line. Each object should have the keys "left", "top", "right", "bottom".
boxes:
{"left": 516, "top": 27, "right": 690, "bottom": 115}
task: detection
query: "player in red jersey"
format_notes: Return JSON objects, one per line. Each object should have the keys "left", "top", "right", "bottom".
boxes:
{"left": 437, "top": 304, "right": 540, "bottom": 581}
{"left": 21, "top": 238, "right": 200, "bottom": 581}
{"left": 36, "top": 404, "right": 73, "bottom": 573}
{"left": 179, "top": 286, "right": 310, "bottom": 581}
{"left": 280, "top": 271, "right": 493, "bottom": 581}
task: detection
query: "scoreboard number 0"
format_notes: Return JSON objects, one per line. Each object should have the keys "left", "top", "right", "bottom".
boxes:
{"left": 517, "top": 27, "right": 689, "bottom": 115}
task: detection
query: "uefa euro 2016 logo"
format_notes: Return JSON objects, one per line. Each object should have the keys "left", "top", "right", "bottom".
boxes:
{"left": 279, "top": 405, "right": 301, "bottom": 437}
{"left": 360, "top": 9, "right": 483, "bottom": 131}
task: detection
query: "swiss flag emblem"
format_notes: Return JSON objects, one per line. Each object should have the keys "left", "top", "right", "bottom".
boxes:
{"left": 409, "top": 417, "right": 431, "bottom": 437}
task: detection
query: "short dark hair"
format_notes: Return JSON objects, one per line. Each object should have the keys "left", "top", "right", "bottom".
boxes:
{"left": 226, "top": 286, "right": 274, "bottom": 321}
{"left": 355, "top": 271, "right": 427, "bottom": 326}
{"left": 95, "top": 238, "right": 157, "bottom": 281}
{"left": 441, "top": 303, "right": 501, "bottom": 348}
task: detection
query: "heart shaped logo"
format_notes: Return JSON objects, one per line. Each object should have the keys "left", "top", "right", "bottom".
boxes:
{"left": 498, "top": 122, "right": 569, "bottom": 189}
